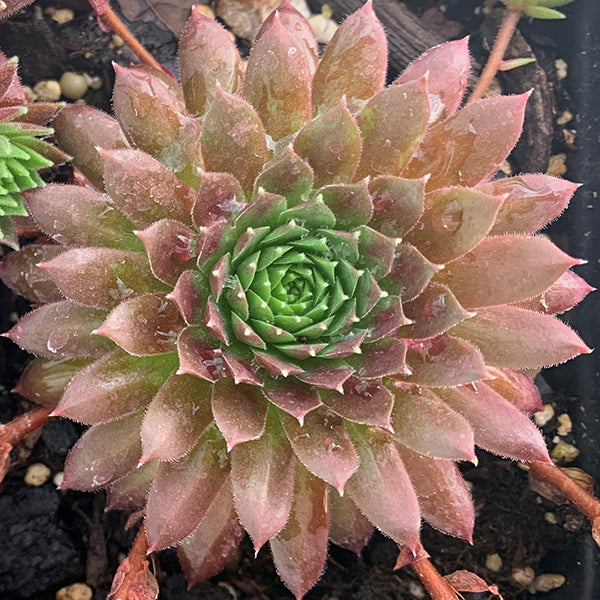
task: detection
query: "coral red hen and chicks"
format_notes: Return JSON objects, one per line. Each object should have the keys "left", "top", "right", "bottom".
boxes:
{"left": 0, "top": 2, "right": 592, "bottom": 598}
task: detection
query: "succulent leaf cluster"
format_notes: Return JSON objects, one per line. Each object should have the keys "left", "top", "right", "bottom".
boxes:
{"left": 0, "top": 2, "right": 591, "bottom": 597}
{"left": 0, "top": 53, "right": 67, "bottom": 248}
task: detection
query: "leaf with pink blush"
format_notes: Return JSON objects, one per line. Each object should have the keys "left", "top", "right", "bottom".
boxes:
{"left": 145, "top": 424, "right": 229, "bottom": 551}
{"left": 356, "top": 80, "right": 429, "bottom": 180}
{"left": 368, "top": 177, "right": 424, "bottom": 239}
{"left": 395, "top": 38, "right": 471, "bottom": 121}
{"left": 280, "top": 406, "right": 358, "bottom": 495}
{"left": 479, "top": 174, "right": 580, "bottom": 235}
{"left": 485, "top": 367, "right": 543, "bottom": 415}
{"left": 0, "top": 244, "right": 64, "bottom": 304}
{"left": 231, "top": 408, "right": 296, "bottom": 552}
{"left": 319, "top": 377, "right": 394, "bottom": 429}
{"left": 258, "top": 0, "right": 319, "bottom": 73}
{"left": 15, "top": 102, "right": 63, "bottom": 125}
{"left": 141, "top": 373, "right": 213, "bottom": 462}
{"left": 212, "top": 378, "right": 268, "bottom": 451}
{"left": 23, "top": 185, "right": 141, "bottom": 251}
{"left": 176, "top": 326, "right": 223, "bottom": 382}
{"left": 54, "top": 350, "right": 177, "bottom": 424}
{"left": 95, "top": 294, "right": 181, "bottom": 356}
{"left": 41, "top": 248, "right": 168, "bottom": 310}
{"left": 381, "top": 243, "right": 439, "bottom": 302}
{"left": 312, "top": 2, "right": 387, "bottom": 113}
{"left": 357, "top": 226, "right": 397, "bottom": 278}
{"left": 13, "top": 357, "right": 91, "bottom": 407}
{"left": 101, "top": 149, "right": 195, "bottom": 228}
{"left": 5, "top": 300, "right": 113, "bottom": 359}
{"left": 168, "top": 270, "right": 208, "bottom": 325}
{"left": 396, "top": 443, "right": 474, "bottom": 541}
{"left": 349, "top": 337, "right": 409, "bottom": 380}
{"left": 53, "top": 104, "right": 129, "bottom": 190}
{"left": 363, "top": 295, "right": 412, "bottom": 342}
{"left": 112, "top": 64, "right": 202, "bottom": 170}
{"left": 262, "top": 378, "right": 321, "bottom": 425}
{"left": 436, "top": 236, "right": 581, "bottom": 309}
{"left": 192, "top": 171, "right": 246, "bottom": 227}
{"left": 403, "top": 93, "right": 529, "bottom": 189}
{"left": 254, "top": 148, "right": 313, "bottom": 204}
{"left": 222, "top": 351, "right": 262, "bottom": 386}
{"left": 178, "top": 479, "right": 244, "bottom": 585}
{"left": 201, "top": 88, "right": 268, "bottom": 194}
{"left": 329, "top": 490, "right": 373, "bottom": 554}
{"left": 345, "top": 425, "right": 420, "bottom": 548}
{"left": 137, "top": 220, "right": 198, "bottom": 285}
{"left": 244, "top": 12, "right": 312, "bottom": 141}
{"left": 435, "top": 383, "right": 550, "bottom": 462}
{"left": 450, "top": 305, "right": 591, "bottom": 369}
{"left": 398, "top": 284, "right": 471, "bottom": 340}
{"left": 62, "top": 410, "right": 143, "bottom": 491}
{"left": 389, "top": 387, "right": 475, "bottom": 461}
{"left": 106, "top": 461, "right": 157, "bottom": 511}
{"left": 235, "top": 192, "right": 287, "bottom": 233}
{"left": 294, "top": 99, "right": 361, "bottom": 187}
{"left": 404, "top": 335, "right": 486, "bottom": 387}
{"left": 405, "top": 188, "right": 502, "bottom": 264}
{"left": 295, "top": 362, "right": 354, "bottom": 392}
{"left": 514, "top": 270, "right": 594, "bottom": 315}
{"left": 270, "top": 465, "right": 329, "bottom": 600}
{"left": 179, "top": 8, "right": 244, "bottom": 117}
{"left": 317, "top": 181, "right": 373, "bottom": 228}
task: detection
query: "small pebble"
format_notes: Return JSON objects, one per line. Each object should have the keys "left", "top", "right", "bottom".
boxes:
{"left": 556, "top": 110, "right": 573, "bottom": 125}
{"left": 24, "top": 463, "right": 51, "bottom": 486}
{"left": 55, "top": 583, "right": 93, "bottom": 600}
{"left": 308, "top": 13, "right": 338, "bottom": 44}
{"left": 59, "top": 72, "right": 89, "bottom": 100}
{"left": 194, "top": 3, "right": 215, "bottom": 19}
{"left": 499, "top": 159, "right": 512, "bottom": 176}
{"left": 486, "top": 552, "right": 502, "bottom": 572}
{"left": 33, "top": 79, "right": 61, "bottom": 102}
{"left": 555, "top": 58, "right": 568, "bottom": 80}
{"left": 512, "top": 566, "right": 535, "bottom": 587}
{"left": 112, "top": 34, "right": 124, "bottom": 48}
{"left": 290, "top": 0, "right": 311, "bottom": 19}
{"left": 551, "top": 439, "right": 580, "bottom": 463}
{"left": 557, "top": 413, "right": 572, "bottom": 436}
{"left": 547, "top": 153, "right": 567, "bottom": 176}
{"left": 21, "top": 85, "right": 36, "bottom": 102}
{"left": 53, "top": 471, "right": 64, "bottom": 487}
{"left": 51, "top": 8, "right": 74, "bottom": 24}
{"left": 534, "top": 404, "right": 554, "bottom": 427}
{"left": 544, "top": 511, "right": 558, "bottom": 525}
{"left": 562, "top": 128, "right": 577, "bottom": 149}
{"left": 529, "top": 573, "right": 566, "bottom": 593}
{"left": 408, "top": 580, "right": 426, "bottom": 598}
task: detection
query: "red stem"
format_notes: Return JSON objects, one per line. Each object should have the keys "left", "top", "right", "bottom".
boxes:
{"left": 412, "top": 558, "right": 460, "bottom": 600}
{"left": 0, "top": 406, "right": 53, "bottom": 446}
{"left": 468, "top": 8, "right": 523, "bottom": 103}
{"left": 529, "top": 461, "right": 600, "bottom": 522}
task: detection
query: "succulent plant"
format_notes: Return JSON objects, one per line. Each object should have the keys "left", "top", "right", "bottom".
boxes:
{"left": 0, "top": 2, "right": 592, "bottom": 597}
{"left": 0, "top": 52, "right": 67, "bottom": 248}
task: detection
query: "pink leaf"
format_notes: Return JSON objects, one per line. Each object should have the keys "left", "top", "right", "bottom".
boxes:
{"left": 312, "top": 2, "right": 387, "bottom": 113}
{"left": 395, "top": 37, "right": 471, "bottom": 121}
{"left": 396, "top": 443, "right": 474, "bottom": 541}
{"left": 319, "top": 181, "right": 373, "bottom": 228}
{"left": 480, "top": 174, "right": 580, "bottom": 235}
{"left": 201, "top": 88, "right": 268, "bottom": 193}
{"left": 270, "top": 465, "right": 329, "bottom": 600}
{"left": 54, "top": 350, "right": 177, "bottom": 424}
{"left": 101, "top": 148, "right": 195, "bottom": 228}
{"left": 255, "top": 147, "right": 313, "bottom": 204}
{"left": 106, "top": 461, "right": 157, "bottom": 511}
{"left": 62, "top": 410, "right": 143, "bottom": 491}
{"left": 141, "top": 374, "right": 213, "bottom": 462}
{"left": 357, "top": 226, "right": 397, "bottom": 278}
{"left": 350, "top": 337, "right": 409, "bottom": 380}
{"left": 176, "top": 326, "right": 222, "bottom": 381}
{"left": 145, "top": 424, "right": 229, "bottom": 551}
{"left": 405, "top": 187, "right": 502, "bottom": 264}
{"left": 179, "top": 8, "right": 244, "bottom": 117}
{"left": 280, "top": 406, "right": 358, "bottom": 495}
{"left": 230, "top": 409, "right": 296, "bottom": 552}
{"left": 436, "top": 383, "right": 550, "bottom": 462}
{"left": 329, "top": 491, "right": 374, "bottom": 554}
{"left": 355, "top": 80, "right": 430, "bottom": 179}
{"left": 436, "top": 235, "right": 581, "bottom": 308}
{"left": 244, "top": 12, "right": 312, "bottom": 140}
{"left": 485, "top": 367, "right": 543, "bottom": 414}
{"left": 346, "top": 426, "right": 421, "bottom": 548}
{"left": 445, "top": 570, "right": 500, "bottom": 596}
{"left": 193, "top": 171, "right": 245, "bottom": 227}
{"left": 178, "top": 479, "right": 244, "bottom": 585}
{"left": 5, "top": 301, "right": 112, "bottom": 359}
{"left": 403, "top": 93, "right": 529, "bottom": 189}
{"left": 41, "top": 248, "right": 167, "bottom": 310}
{"left": 451, "top": 305, "right": 591, "bottom": 368}
{"left": 390, "top": 386, "right": 476, "bottom": 461}
{"left": 23, "top": 185, "right": 141, "bottom": 251}
{"left": 168, "top": 270, "right": 207, "bottom": 326}
{"left": 212, "top": 378, "right": 268, "bottom": 451}
{"left": 262, "top": 378, "right": 321, "bottom": 425}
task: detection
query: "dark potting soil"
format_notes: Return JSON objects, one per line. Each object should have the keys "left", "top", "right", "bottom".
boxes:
{"left": 0, "top": 0, "right": 599, "bottom": 599}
